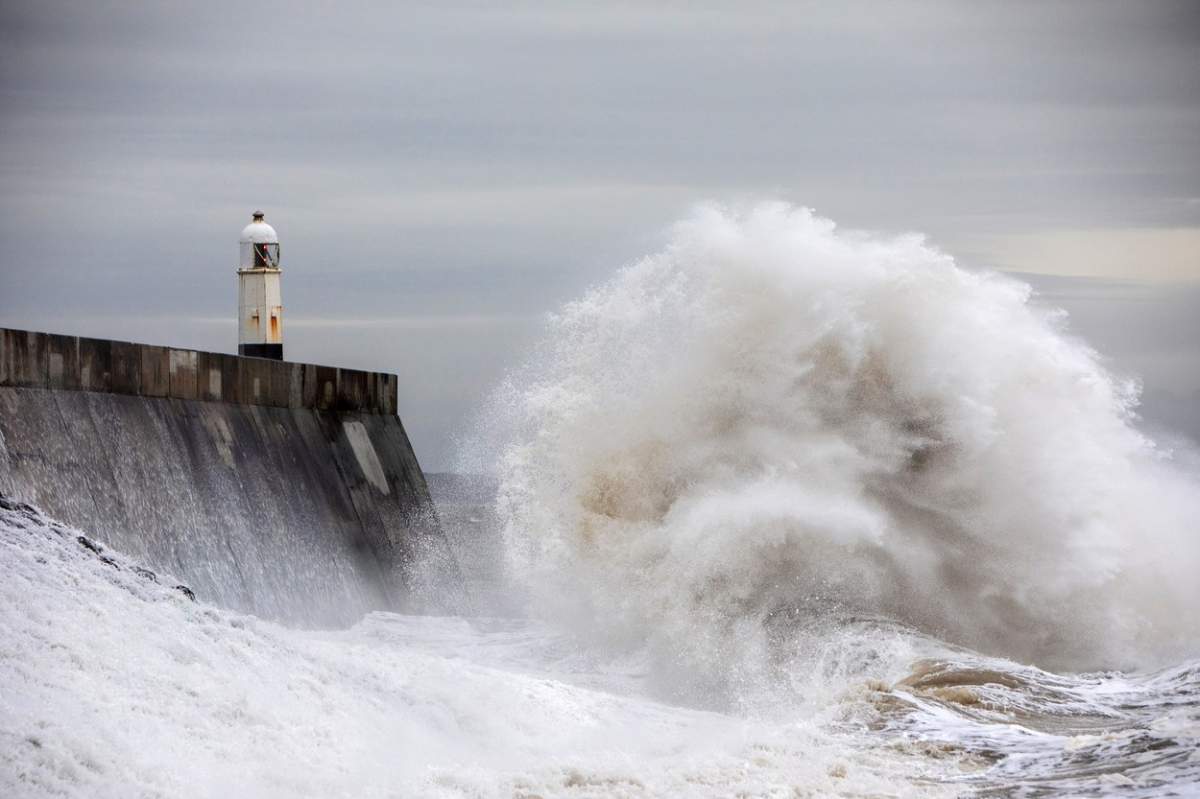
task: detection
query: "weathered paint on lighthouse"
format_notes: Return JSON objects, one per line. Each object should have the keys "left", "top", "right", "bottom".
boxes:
{"left": 237, "top": 211, "right": 284, "bottom": 360}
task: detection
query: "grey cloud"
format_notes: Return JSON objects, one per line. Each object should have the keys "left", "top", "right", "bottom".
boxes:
{"left": 1, "top": 0, "right": 1198, "bottom": 467}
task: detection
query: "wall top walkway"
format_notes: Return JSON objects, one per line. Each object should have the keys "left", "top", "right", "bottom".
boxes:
{"left": 0, "top": 327, "right": 397, "bottom": 415}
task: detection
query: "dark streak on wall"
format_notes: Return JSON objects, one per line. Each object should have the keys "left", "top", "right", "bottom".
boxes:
{"left": 0, "top": 328, "right": 458, "bottom": 625}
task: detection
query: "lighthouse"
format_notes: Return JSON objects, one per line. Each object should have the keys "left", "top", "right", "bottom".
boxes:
{"left": 237, "top": 210, "right": 283, "bottom": 360}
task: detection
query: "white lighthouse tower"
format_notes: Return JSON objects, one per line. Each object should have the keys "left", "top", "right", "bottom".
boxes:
{"left": 237, "top": 210, "right": 283, "bottom": 360}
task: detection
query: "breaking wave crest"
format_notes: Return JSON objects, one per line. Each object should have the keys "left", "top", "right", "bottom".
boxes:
{"left": 490, "top": 202, "right": 1200, "bottom": 696}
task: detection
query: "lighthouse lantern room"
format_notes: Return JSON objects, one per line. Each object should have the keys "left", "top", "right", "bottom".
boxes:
{"left": 237, "top": 210, "right": 283, "bottom": 360}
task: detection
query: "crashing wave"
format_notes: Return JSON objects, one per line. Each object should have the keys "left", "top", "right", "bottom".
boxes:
{"left": 488, "top": 202, "right": 1200, "bottom": 693}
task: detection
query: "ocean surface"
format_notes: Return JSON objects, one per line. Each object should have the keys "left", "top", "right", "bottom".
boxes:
{"left": 3, "top": 203, "right": 1198, "bottom": 797}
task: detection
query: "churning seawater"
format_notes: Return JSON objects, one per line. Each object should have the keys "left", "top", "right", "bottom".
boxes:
{"left": 3, "top": 203, "right": 1198, "bottom": 797}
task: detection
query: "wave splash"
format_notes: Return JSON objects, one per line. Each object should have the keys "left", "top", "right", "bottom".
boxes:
{"left": 490, "top": 202, "right": 1200, "bottom": 697}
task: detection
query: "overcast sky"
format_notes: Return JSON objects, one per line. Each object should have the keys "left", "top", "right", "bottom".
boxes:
{"left": 1, "top": 1, "right": 1197, "bottom": 469}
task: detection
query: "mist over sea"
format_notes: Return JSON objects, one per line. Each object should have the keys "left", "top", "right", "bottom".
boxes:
{"left": 3, "top": 204, "right": 1198, "bottom": 797}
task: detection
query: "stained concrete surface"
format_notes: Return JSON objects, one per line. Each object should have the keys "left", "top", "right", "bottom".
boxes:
{"left": 0, "top": 386, "right": 458, "bottom": 626}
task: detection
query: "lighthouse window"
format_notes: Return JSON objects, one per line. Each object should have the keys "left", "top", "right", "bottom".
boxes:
{"left": 254, "top": 242, "right": 280, "bottom": 268}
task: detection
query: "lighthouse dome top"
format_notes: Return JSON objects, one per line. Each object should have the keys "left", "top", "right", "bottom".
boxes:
{"left": 239, "top": 210, "right": 278, "bottom": 244}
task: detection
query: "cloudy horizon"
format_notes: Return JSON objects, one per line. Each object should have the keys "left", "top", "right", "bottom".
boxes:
{"left": 2, "top": 1, "right": 1197, "bottom": 469}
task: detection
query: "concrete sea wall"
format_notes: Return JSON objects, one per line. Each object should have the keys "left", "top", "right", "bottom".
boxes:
{"left": 0, "top": 328, "right": 457, "bottom": 625}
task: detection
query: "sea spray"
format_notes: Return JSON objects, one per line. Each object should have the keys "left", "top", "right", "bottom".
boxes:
{"left": 0, "top": 498, "right": 951, "bottom": 797}
{"left": 4, "top": 202, "right": 1199, "bottom": 795}
{"left": 487, "top": 202, "right": 1200, "bottom": 699}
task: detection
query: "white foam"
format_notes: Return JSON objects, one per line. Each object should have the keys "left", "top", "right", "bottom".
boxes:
{"left": 0, "top": 505, "right": 950, "bottom": 797}
{"left": 484, "top": 202, "right": 1200, "bottom": 685}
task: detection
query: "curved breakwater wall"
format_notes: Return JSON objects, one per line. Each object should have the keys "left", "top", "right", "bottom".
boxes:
{"left": 0, "top": 327, "right": 458, "bottom": 626}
